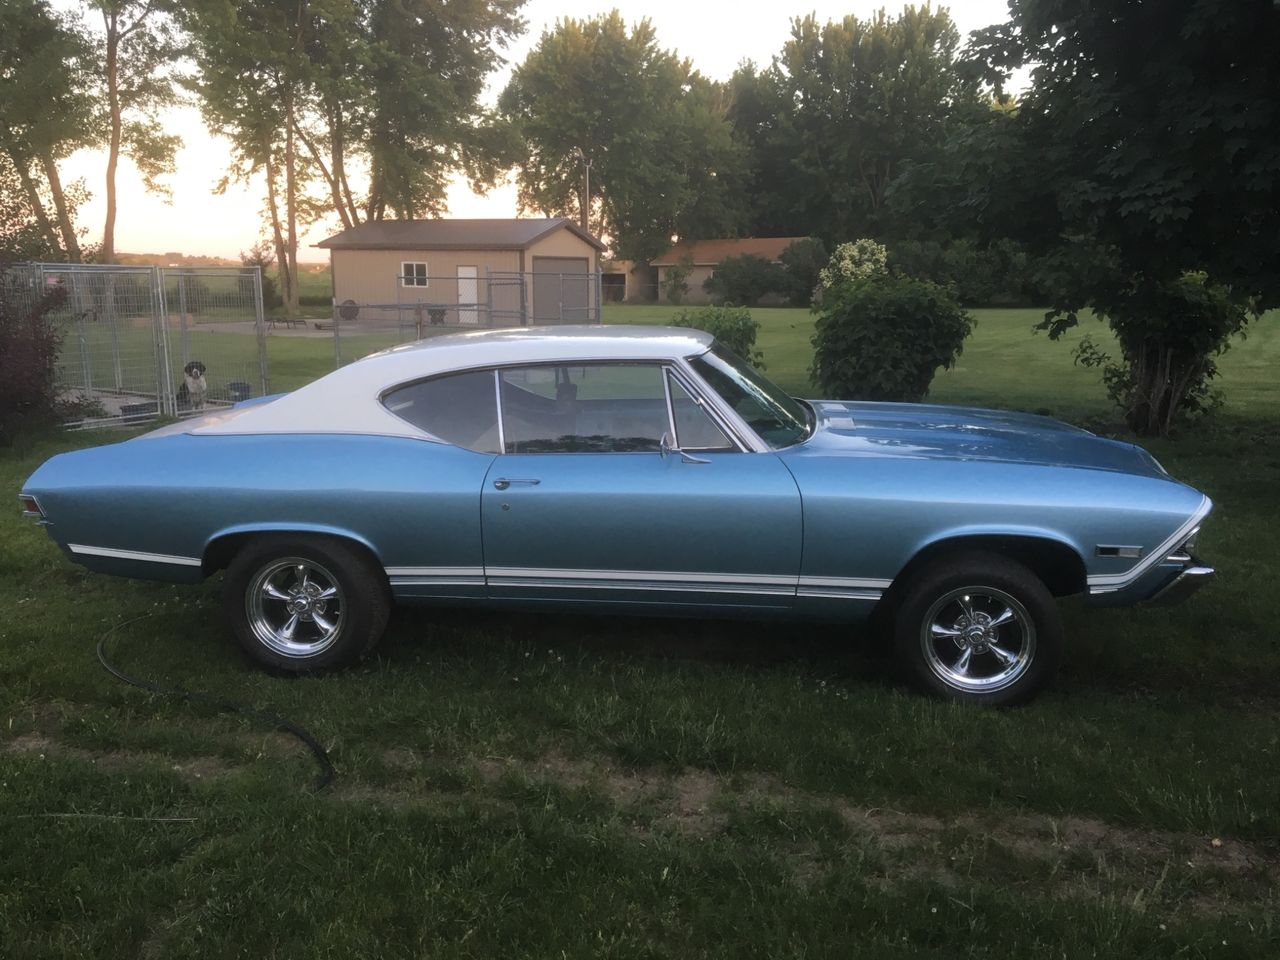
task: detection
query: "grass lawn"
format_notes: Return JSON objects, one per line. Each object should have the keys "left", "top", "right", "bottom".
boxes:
{"left": 4, "top": 307, "right": 1279, "bottom": 957}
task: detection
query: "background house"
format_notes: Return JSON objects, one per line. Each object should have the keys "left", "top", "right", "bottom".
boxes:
{"left": 316, "top": 218, "right": 605, "bottom": 326}
{"left": 651, "top": 237, "right": 806, "bottom": 304}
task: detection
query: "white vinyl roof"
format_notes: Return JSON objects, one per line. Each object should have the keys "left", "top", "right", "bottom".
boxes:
{"left": 191, "top": 325, "right": 716, "bottom": 440}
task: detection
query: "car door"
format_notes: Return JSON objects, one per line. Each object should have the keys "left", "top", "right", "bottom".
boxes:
{"left": 481, "top": 361, "right": 802, "bottom": 608}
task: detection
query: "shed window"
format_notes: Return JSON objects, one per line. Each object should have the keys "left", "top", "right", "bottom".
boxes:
{"left": 400, "top": 262, "right": 428, "bottom": 287}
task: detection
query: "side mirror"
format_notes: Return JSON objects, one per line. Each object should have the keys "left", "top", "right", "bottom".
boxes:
{"left": 660, "top": 432, "right": 710, "bottom": 464}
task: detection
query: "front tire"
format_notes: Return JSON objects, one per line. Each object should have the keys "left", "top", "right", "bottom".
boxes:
{"left": 892, "top": 551, "right": 1063, "bottom": 706}
{"left": 223, "top": 534, "right": 390, "bottom": 673}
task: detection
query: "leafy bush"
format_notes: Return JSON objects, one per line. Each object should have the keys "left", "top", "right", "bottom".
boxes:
{"left": 778, "top": 237, "right": 827, "bottom": 306}
{"left": 702, "top": 254, "right": 785, "bottom": 306}
{"left": 0, "top": 268, "right": 66, "bottom": 444}
{"left": 661, "top": 253, "right": 693, "bottom": 304}
{"left": 1064, "top": 272, "right": 1255, "bottom": 435}
{"left": 817, "top": 239, "right": 888, "bottom": 293}
{"left": 240, "top": 241, "right": 282, "bottom": 309}
{"left": 811, "top": 274, "right": 973, "bottom": 402}
{"left": 671, "top": 304, "right": 764, "bottom": 367}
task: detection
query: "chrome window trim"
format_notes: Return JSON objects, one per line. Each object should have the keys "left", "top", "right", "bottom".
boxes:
{"left": 492, "top": 369, "right": 506, "bottom": 454}
{"left": 664, "top": 366, "right": 743, "bottom": 453}
{"left": 1087, "top": 496, "right": 1213, "bottom": 594}
{"left": 660, "top": 365, "right": 678, "bottom": 443}
{"left": 672, "top": 354, "right": 770, "bottom": 453}
{"left": 495, "top": 359, "right": 681, "bottom": 456}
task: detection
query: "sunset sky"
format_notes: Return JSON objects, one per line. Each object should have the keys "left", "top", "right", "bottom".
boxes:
{"left": 56, "top": 0, "right": 1014, "bottom": 261}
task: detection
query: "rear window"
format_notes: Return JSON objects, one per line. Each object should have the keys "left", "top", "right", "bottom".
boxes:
{"left": 381, "top": 370, "right": 500, "bottom": 452}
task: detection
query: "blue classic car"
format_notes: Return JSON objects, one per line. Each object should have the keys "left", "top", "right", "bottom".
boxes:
{"left": 20, "top": 325, "right": 1214, "bottom": 704}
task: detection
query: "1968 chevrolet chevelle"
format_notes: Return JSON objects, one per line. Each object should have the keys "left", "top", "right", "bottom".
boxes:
{"left": 20, "top": 325, "right": 1214, "bottom": 704}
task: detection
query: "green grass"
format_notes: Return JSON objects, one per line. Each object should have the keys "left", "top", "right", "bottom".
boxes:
{"left": 4, "top": 307, "right": 1280, "bottom": 957}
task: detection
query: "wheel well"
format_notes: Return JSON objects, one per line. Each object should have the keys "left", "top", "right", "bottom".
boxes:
{"left": 202, "top": 530, "right": 385, "bottom": 578}
{"left": 890, "top": 535, "right": 1087, "bottom": 600}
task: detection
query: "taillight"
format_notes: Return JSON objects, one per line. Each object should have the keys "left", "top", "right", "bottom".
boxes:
{"left": 19, "top": 494, "right": 44, "bottom": 519}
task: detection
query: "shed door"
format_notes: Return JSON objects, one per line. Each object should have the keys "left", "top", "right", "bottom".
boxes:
{"left": 457, "top": 265, "right": 479, "bottom": 325}
{"left": 531, "top": 256, "right": 590, "bottom": 324}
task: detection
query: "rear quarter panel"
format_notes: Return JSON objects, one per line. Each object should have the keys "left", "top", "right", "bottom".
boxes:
{"left": 22, "top": 433, "right": 493, "bottom": 586}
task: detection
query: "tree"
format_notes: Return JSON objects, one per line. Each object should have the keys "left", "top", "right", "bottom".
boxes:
{"left": 240, "top": 240, "right": 280, "bottom": 310}
{"left": 0, "top": 0, "right": 99, "bottom": 261}
{"left": 361, "top": 0, "right": 525, "bottom": 221}
{"left": 0, "top": 154, "right": 91, "bottom": 261}
{"left": 702, "top": 254, "right": 784, "bottom": 307}
{"left": 728, "top": 6, "right": 976, "bottom": 241}
{"left": 87, "top": 0, "right": 185, "bottom": 264}
{"left": 500, "top": 12, "right": 746, "bottom": 261}
{"left": 958, "top": 0, "right": 1280, "bottom": 433}
{"left": 187, "top": 0, "right": 332, "bottom": 315}
{"left": 188, "top": 0, "right": 525, "bottom": 314}
{"left": 778, "top": 237, "right": 827, "bottom": 307}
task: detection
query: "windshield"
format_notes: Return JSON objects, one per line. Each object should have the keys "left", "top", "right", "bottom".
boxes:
{"left": 688, "top": 343, "right": 811, "bottom": 449}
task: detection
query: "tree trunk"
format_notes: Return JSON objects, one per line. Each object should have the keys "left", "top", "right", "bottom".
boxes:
{"left": 40, "top": 153, "right": 81, "bottom": 262}
{"left": 102, "top": 10, "right": 121, "bottom": 264}
{"left": 294, "top": 118, "right": 350, "bottom": 229}
{"left": 10, "top": 151, "right": 61, "bottom": 254}
{"left": 264, "top": 150, "right": 292, "bottom": 313}
{"left": 283, "top": 87, "right": 299, "bottom": 317}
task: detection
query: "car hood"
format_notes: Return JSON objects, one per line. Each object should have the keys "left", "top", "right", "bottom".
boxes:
{"left": 800, "top": 400, "right": 1169, "bottom": 479}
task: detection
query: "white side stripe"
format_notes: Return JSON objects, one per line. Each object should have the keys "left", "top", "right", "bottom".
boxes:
{"left": 387, "top": 565, "right": 887, "bottom": 601}
{"left": 485, "top": 567, "right": 798, "bottom": 587}
{"left": 798, "top": 575, "right": 893, "bottom": 590}
{"left": 385, "top": 566, "right": 485, "bottom": 578}
{"left": 68, "top": 543, "right": 202, "bottom": 567}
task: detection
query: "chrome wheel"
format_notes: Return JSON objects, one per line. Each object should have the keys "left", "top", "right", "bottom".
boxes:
{"left": 920, "top": 586, "right": 1036, "bottom": 693}
{"left": 246, "top": 557, "right": 345, "bottom": 659}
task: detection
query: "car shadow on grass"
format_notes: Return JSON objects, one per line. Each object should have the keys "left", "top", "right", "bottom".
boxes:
{"left": 379, "top": 605, "right": 902, "bottom": 686}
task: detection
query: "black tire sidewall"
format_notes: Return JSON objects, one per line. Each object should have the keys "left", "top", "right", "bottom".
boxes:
{"left": 892, "top": 551, "right": 1063, "bottom": 706}
{"left": 223, "top": 534, "right": 390, "bottom": 673}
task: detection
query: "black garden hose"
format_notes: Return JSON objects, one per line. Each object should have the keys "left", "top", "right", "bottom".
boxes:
{"left": 95, "top": 616, "right": 335, "bottom": 792}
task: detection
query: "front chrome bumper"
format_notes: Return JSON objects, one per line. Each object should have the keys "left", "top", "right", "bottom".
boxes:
{"left": 1148, "top": 559, "right": 1215, "bottom": 605}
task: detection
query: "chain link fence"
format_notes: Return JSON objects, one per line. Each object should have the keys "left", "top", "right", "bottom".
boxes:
{"left": 12, "top": 263, "right": 268, "bottom": 428}
{"left": 326, "top": 269, "right": 603, "bottom": 366}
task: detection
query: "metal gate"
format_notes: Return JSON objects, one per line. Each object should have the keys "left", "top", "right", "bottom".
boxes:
{"left": 15, "top": 263, "right": 268, "bottom": 428}
{"left": 329, "top": 268, "right": 604, "bottom": 367}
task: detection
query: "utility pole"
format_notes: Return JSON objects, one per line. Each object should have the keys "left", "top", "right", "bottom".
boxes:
{"left": 574, "top": 147, "right": 592, "bottom": 233}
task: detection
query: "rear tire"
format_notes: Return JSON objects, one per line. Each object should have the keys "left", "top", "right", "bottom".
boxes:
{"left": 223, "top": 534, "right": 390, "bottom": 673}
{"left": 892, "top": 551, "right": 1062, "bottom": 706}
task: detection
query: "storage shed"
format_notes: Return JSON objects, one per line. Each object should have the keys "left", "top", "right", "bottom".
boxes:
{"left": 316, "top": 218, "right": 606, "bottom": 326}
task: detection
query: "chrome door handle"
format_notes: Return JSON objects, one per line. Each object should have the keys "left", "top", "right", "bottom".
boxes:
{"left": 493, "top": 478, "right": 541, "bottom": 490}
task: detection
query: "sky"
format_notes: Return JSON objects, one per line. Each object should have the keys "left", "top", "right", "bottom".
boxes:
{"left": 56, "top": 0, "right": 1015, "bottom": 261}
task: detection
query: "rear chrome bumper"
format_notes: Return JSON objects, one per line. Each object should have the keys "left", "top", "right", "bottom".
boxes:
{"left": 1148, "top": 559, "right": 1215, "bottom": 605}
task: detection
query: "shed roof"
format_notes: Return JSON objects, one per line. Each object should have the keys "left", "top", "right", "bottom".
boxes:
{"left": 651, "top": 237, "right": 808, "bottom": 267}
{"left": 316, "top": 218, "right": 605, "bottom": 252}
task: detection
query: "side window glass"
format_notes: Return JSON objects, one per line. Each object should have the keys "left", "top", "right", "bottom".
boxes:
{"left": 500, "top": 364, "right": 669, "bottom": 453}
{"left": 668, "top": 375, "right": 735, "bottom": 451}
{"left": 382, "top": 370, "right": 500, "bottom": 452}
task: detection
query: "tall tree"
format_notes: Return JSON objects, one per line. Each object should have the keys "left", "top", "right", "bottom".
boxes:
{"left": 87, "top": 0, "right": 185, "bottom": 264}
{"left": 189, "top": 0, "right": 524, "bottom": 313}
{"left": 954, "top": 0, "right": 1280, "bottom": 433}
{"left": 500, "top": 12, "right": 746, "bottom": 261}
{"left": 361, "top": 0, "right": 524, "bottom": 221}
{"left": 188, "top": 0, "right": 328, "bottom": 314}
{"left": 730, "top": 6, "right": 976, "bottom": 242}
{"left": 0, "top": 0, "right": 99, "bottom": 261}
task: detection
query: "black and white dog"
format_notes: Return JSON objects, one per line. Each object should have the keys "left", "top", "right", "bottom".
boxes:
{"left": 176, "top": 360, "right": 208, "bottom": 411}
